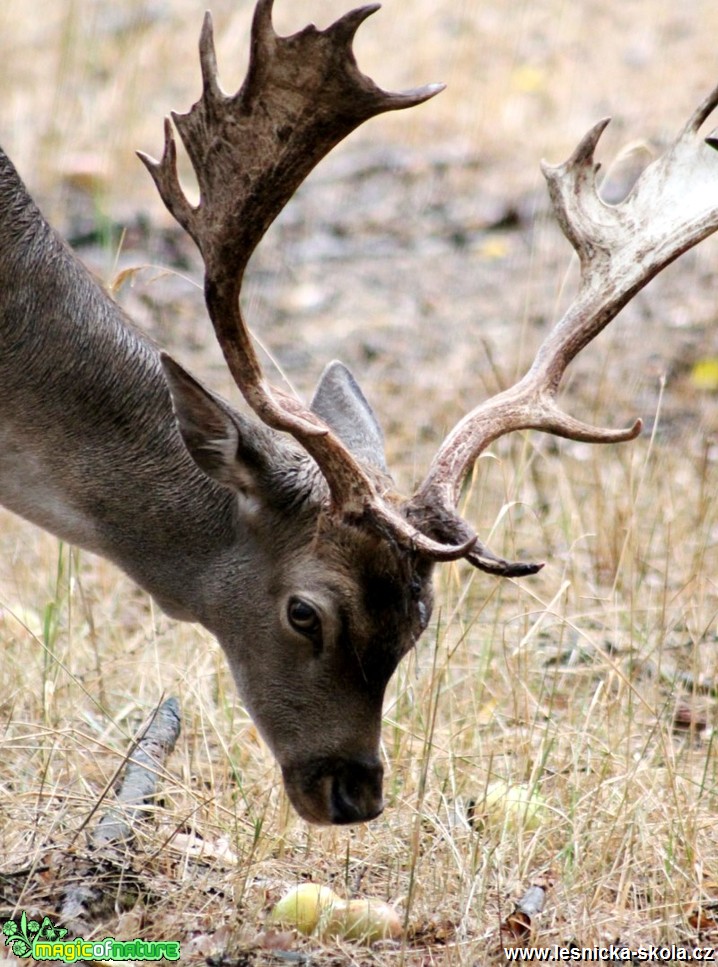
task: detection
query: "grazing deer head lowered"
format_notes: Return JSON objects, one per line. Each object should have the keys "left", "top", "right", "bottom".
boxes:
{"left": 2, "top": 0, "right": 718, "bottom": 825}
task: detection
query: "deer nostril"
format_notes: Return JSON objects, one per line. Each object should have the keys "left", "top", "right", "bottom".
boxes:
{"left": 329, "top": 758, "right": 384, "bottom": 825}
{"left": 281, "top": 756, "right": 385, "bottom": 825}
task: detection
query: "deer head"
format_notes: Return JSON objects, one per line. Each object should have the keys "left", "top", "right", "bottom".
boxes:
{"left": 134, "top": 0, "right": 718, "bottom": 823}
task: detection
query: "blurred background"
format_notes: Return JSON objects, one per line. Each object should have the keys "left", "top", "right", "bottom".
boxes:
{"left": 4, "top": 0, "right": 718, "bottom": 193}
{"left": 3, "top": 1, "right": 718, "bottom": 955}
{"left": 3, "top": 0, "right": 718, "bottom": 453}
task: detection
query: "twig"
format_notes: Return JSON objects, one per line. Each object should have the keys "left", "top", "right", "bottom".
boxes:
{"left": 57, "top": 698, "right": 181, "bottom": 934}
{"left": 502, "top": 881, "right": 550, "bottom": 943}
{"left": 92, "top": 697, "right": 181, "bottom": 847}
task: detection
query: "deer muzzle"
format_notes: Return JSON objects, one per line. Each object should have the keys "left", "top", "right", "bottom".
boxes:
{"left": 281, "top": 755, "right": 385, "bottom": 825}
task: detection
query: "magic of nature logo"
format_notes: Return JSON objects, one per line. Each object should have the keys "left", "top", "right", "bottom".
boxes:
{"left": 2, "top": 911, "right": 180, "bottom": 962}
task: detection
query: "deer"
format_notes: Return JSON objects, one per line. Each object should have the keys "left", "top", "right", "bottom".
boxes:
{"left": 2, "top": 0, "right": 718, "bottom": 827}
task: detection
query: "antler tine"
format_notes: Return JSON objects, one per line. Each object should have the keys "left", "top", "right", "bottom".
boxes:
{"left": 137, "top": 119, "right": 195, "bottom": 240}
{"left": 409, "top": 87, "right": 718, "bottom": 565}
{"left": 540, "top": 118, "right": 611, "bottom": 266}
{"left": 685, "top": 79, "right": 718, "bottom": 136}
{"left": 197, "top": 12, "right": 222, "bottom": 103}
{"left": 140, "top": 2, "right": 478, "bottom": 561}
{"left": 467, "top": 545, "right": 544, "bottom": 578}
{"left": 328, "top": 3, "right": 381, "bottom": 45}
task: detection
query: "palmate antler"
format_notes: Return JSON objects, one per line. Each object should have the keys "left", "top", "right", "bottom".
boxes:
{"left": 141, "top": 0, "right": 718, "bottom": 577}
{"left": 138, "top": 0, "right": 476, "bottom": 563}
{"left": 405, "top": 85, "right": 718, "bottom": 567}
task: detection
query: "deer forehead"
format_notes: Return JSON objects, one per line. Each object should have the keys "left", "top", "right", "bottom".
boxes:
{"left": 291, "top": 531, "right": 433, "bottom": 651}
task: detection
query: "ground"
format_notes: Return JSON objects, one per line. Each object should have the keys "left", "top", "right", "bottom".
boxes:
{"left": 2, "top": 1, "right": 718, "bottom": 964}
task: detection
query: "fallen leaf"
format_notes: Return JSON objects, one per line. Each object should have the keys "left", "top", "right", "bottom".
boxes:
{"left": 407, "top": 918, "right": 456, "bottom": 945}
{"left": 170, "top": 832, "right": 238, "bottom": 866}
{"left": 258, "top": 929, "right": 297, "bottom": 951}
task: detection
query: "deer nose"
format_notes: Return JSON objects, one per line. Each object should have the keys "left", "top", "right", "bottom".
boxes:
{"left": 329, "top": 757, "right": 384, "bottom": 825}
{"left": 282, "top": 755, "right": 385, "bottom": 825}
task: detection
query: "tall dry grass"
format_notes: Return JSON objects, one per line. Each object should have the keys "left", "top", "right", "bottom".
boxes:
{"left": 2, "top": 0, "right": 718, "bottom": 963}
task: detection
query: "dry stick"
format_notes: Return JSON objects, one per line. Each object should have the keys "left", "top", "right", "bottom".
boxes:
{"left": 92, "top": 697, "right": 181, "bottom": 847}
{"left": 59, "top": 698, "right": 181, "bottom": 933}
{"left": 502, "top": 885, "right": 547, "bottom": 942}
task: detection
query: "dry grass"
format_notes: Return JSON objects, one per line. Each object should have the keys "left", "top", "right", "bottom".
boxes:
{"left": 3, "top": 0, "right": 718, "bottom": 963}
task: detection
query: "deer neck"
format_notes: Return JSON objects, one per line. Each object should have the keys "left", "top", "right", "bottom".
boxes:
{"left": 0, "top": 149, "right": 243, "bottom": 624}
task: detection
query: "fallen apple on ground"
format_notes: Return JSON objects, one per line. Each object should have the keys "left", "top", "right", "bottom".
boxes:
{"left": 269, "top": 883, "right": 402, "bottom": 943}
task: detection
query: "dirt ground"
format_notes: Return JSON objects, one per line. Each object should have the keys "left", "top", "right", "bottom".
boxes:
{"left": 3, "top": 0, "right": 718, "bottom": 963}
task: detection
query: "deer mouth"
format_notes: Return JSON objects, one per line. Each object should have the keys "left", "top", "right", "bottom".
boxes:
{"left": 282, "top": 756, "right": 384, "bottom": 825}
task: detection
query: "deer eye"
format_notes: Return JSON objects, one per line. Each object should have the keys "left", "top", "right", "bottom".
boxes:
{"left": 287, "top": 597, "right": 322, "bottom": 640}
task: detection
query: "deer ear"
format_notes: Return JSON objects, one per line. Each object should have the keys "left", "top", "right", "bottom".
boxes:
{"left": 310, "top": 361, "right": 388, "bottom": 473}
{"left": 161, "top": 354, "right": 279, "bottom": 496}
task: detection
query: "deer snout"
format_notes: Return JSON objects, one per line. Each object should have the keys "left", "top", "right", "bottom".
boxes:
{"left": 282, "top": 756, "right": 384, "bottom": 825}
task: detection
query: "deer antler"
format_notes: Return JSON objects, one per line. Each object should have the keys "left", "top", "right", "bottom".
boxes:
{"left": 140, "top": 3, "right": 718, "bottom": 576}
{"left": 139, "top": 1, "right": 478, "bottom": 562}
{"left": 407, "top": 84, "right": 718, "bottom": 566}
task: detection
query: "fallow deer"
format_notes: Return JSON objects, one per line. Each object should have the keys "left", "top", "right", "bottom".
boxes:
{"left": 2, "top": 0, "right": 718, "bottom": 824}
